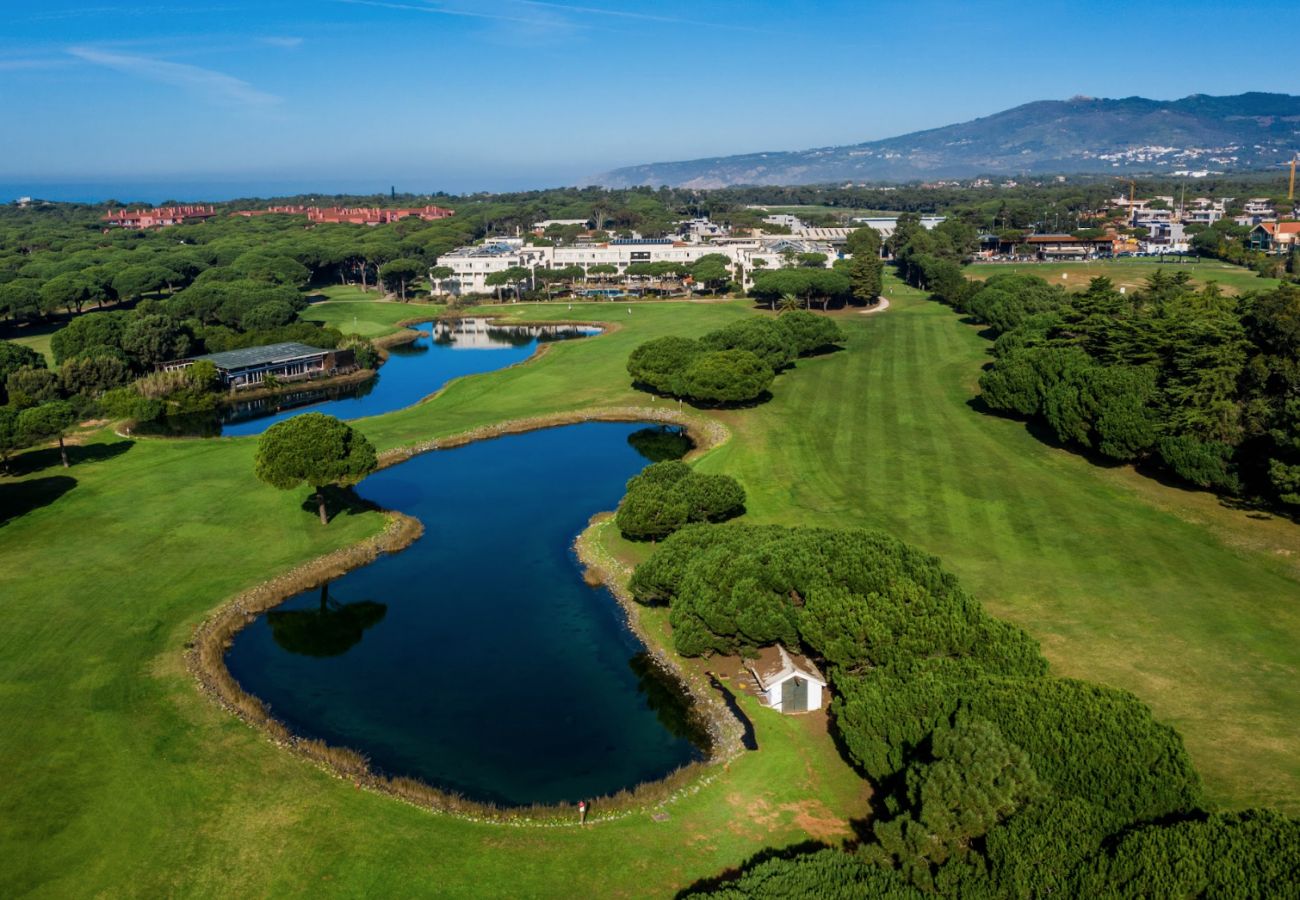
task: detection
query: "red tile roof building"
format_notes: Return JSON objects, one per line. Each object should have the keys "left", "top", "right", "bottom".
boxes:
{"left": 231, "top": 205, "right": 310, "bottom": 217}
{"left": 1250, "top": 221, "right": 1300, "bottom": 253}
{"left": 102, "top": 205, "right": 218, "bottom": 229}
{"left": 305, "top": 205, "right": 454, "bottom": 225}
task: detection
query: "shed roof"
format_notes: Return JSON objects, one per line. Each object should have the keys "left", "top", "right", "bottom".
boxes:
{"left": 190, "top": 342, "right": 329, "bottom": 370}
{"left": 747, "top": 644, "right": 825, "bottom": 691}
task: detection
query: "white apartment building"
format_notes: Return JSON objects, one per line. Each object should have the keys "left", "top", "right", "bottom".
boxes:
{"left": 437, "top": 238, "right": 739, "bottom": 294}
{"left": 848, "top": 215, "right": 946, "bottom": 239}
{"left": 532, "top": 218, "right": 590, "bottom": 231}
{"left": 435, "top": 234, "right": 845, "bottom": 295}
{"left": 762, "top": 213, "right": 805, "bottom": 230}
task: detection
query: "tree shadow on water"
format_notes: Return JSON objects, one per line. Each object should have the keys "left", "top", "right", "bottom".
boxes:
{"left": 630, "top": 652, "right": 713, "bottom": 749}
{"left": 267, "top": 583, "right": 388, "bottom": 658}
{"left": 0, "top": 475, "right": 76, "bottom": 527}
{"left": 627, "top": 426, "right": 694, "bottom": 463}
{"left": 708, "top": 672, "right": 757, "bottom": 751}
{"left": 7, "top": 439, "right": 134, "bottom": 476}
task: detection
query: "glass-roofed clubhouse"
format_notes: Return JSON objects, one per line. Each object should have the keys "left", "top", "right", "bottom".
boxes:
{"left": 164, "top": 342, "right": 356, "bottom": 389}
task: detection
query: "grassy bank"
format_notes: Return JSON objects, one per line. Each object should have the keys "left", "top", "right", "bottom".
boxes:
{"left": 0, "top": 300, "right": 860, "bottom": 897}
{"left": 3, "top": 289, "right": 1300, "bottom": 894}
{"left": 5, "top": 325, "right": 56, "bottom": 363}
{"left": 301, "top": 287, "right": 444, "bottom": 337}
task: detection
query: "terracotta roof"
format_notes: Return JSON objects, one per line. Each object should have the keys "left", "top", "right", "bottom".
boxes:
{"left": 747, "top": 644, "right": 825, "bottom": 690}
{"left": 102, "top": 205, "right": 216, "bottom": 225}
{"left": 1258, "top": 222, "right": 1300, "bottom": 235}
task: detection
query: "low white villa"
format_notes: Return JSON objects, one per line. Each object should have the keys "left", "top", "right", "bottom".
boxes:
{"left": 747, "top": 644, "right": 827, "bottom": 714}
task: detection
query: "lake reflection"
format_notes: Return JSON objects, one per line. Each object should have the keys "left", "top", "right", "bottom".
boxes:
{"left": 225, "top": 421, "right": 701, "bottom": 806}
{"left": 267, "top": 584, "right": 387, "bottom": 658}
{"left": 150, "top": 319, "right": 599, "bottom": 438}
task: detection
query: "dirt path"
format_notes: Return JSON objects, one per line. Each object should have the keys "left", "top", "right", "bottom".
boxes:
{"left": 859, "top": 297, "right": 891, "bottom": 314}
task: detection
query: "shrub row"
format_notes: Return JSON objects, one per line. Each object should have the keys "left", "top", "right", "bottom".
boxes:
{"left": 626, "top": 311, "right": 844, "bottom": 405}
{"left": 635, "top": 523, "right": 1296, "bottom": 896}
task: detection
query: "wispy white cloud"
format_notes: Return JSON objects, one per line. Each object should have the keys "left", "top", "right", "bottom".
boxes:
{"left": 258, "top": 36, "right": 304, "bottom": 49}
{"left": 15, "top": 5, "right": 247, "bottom": 24}
{"left": 514, "top": 0, "right": 769, "bottom": 33}
{"left": 332, "top": 0, "right": 765, "bottom": 36}
{"left": 67, "top": 45, "right": 279, "bottom": 107}
{"left": 332, "top": 0, "right": 561, "bottom": 28}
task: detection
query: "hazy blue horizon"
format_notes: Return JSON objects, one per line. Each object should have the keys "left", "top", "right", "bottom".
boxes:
{"left": 4, "top": 1, "right": 1293, "bottom": 199}
{"left": 0, "top": 175, "right": 579, "bottom": 205}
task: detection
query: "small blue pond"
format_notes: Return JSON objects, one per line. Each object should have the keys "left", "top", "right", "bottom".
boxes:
{"left": 224, "top": 422, "right": 705, "bottom": 807}
{"left": 174, "top": 318, "right": 599, "bottom": 437}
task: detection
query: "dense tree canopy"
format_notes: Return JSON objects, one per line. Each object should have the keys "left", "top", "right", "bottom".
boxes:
{"left": 5, "top": 365, "right": 61, "bottom": 408}
{"left": 253, "top": 412, "right": 378, "bottom": 525}
{"left": 774, "top": 310, "right": 845, "bottom": 356}
{"left": 632, "top": 519, "right": 1273, "bottom": 898}
{"left": 50, "top": 312, "right": 127, "bottom": 364}
{"left": 750, "top": 268, "right": 852, "bottom": 311}
{"left": 0, "top": 340, "right": 45, "bottom": 404}
{"left": 958, "top": 271, "right": 1300, "bottom": 507}
{"left": 17, "top": 400, "right": 77, "bottom": 468}
{"left": 626, "top": 335, "right": 701, "bottom": 395}
{"left": 866, "top": 713, "right": 1043, "bottom": 887}
{"left": 631, "top": 524, "right": 1044, "bottom": 673}
{"left": 699, "top": 318, "right": 797, "bottom": 372}
{"left": 614, "top": 460, "right": 745, "bottom": 540}
{"left": 679, "top": 349, "right": 774, "bottom": 405}
{"left": 378, "top": 258, "right": 424, "bottom": 301}
{"left": 626, "top": 313, "right": 841, "bottom": 406}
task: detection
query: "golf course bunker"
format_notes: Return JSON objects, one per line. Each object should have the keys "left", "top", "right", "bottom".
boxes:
{"left": 224, "top": 421, "right": 704, "bottom": 807}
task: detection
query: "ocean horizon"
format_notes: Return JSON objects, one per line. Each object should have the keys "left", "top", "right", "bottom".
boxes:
{"left": 0, "top": 180, "right": 449, "bottom": 205}
{"left": 1, "top": 172, "right": 586, "bottom": 205}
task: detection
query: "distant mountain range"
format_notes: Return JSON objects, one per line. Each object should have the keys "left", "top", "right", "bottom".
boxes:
{"left": 593, "top": 93, "right": 1300, "bottom": 189}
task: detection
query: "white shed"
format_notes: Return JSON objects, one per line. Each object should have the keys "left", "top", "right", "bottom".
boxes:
{"left": 747, "top": 644, "right": 826, "bottom": 714}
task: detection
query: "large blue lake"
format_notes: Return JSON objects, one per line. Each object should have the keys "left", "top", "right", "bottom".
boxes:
{"left": 224, "top": 422, "right": 704, "bottom": 806}
{"left": 188, "top": 318, "right": 599, "bottom": 437}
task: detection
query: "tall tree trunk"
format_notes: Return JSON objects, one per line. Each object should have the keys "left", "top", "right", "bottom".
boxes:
{"left": 359, "top": 264, "right": 368, "bottom": 291}
{"left": 316, "top": 486, "right": 328, "bottom": 525}
{"left": 58, "top": 435, "right": 69, "bottom": 469}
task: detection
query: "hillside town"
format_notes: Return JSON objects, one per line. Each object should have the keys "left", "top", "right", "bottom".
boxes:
{"left": 425, "top": 189, "right": 1300, "bottom": 298}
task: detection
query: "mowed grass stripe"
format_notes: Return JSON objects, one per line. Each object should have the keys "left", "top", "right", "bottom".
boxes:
{"left": 0, "top": 300, "right": 868, "bottom": 898}
{"left": 4, "top": 292, "right": 1300, "bottom": 896}
{"left": 711, "top": 291, "right": 1300, "bottom": 812}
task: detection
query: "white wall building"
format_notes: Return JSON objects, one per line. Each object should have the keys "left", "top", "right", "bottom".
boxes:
{"left": 435, "top": 229, "right": 857, "bottom": 295}
{"left": 436, "top": 238, "right": 739, "bottom": 294}
{"left": 746, "top": 644, "right": 826, "bottom": 714}
{"left": 762, "top": 213, "right": 805, "bottom": 230}
{"left": 848, "top": 215, "right": 946, "bottom": 239}
{"left": 532, "top": 218, "right": 590, "bottom": 231}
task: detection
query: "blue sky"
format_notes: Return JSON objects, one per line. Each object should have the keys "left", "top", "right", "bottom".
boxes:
{"left": 0, "top": 1, "right": 1290, "bottom": 199}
